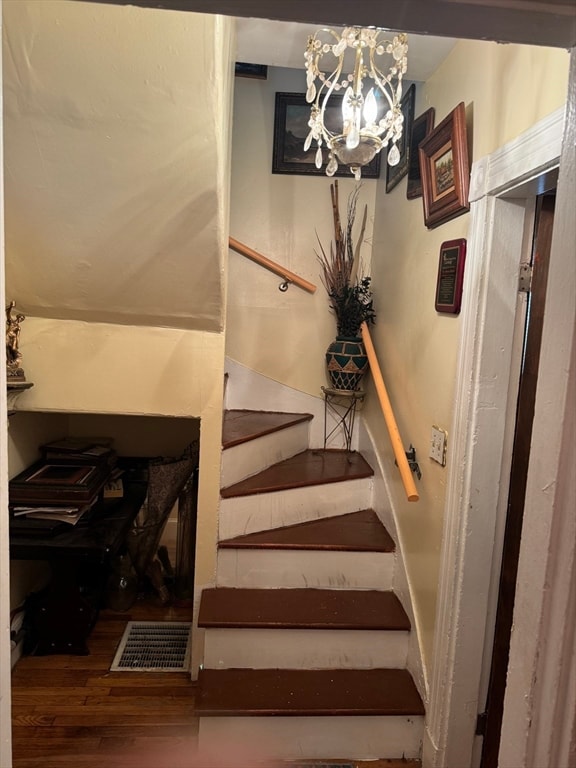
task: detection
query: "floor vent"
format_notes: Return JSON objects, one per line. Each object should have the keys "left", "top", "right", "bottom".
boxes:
{"left": 111, "top": 621, "right": 191, "bottom": 672}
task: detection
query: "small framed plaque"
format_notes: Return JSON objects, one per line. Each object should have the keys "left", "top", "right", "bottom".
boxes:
{"left": 435, "top": 238, "right": 466, "bottom": 314}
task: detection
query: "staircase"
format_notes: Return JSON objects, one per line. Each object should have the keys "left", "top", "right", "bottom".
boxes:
{"left": 196, "top": 409, "right": 424, "bottom": 763}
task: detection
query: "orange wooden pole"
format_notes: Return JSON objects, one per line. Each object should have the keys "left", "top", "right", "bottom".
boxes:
{"left": 229, "top": 237, "right": 317, "bottom": 294}
{"left": 361, "top": 322, "right": 419, "bottom": 502}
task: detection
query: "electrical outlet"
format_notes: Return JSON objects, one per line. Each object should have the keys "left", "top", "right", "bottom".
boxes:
{"left": 430, "top": 425, "right": 447, "bottom": 466}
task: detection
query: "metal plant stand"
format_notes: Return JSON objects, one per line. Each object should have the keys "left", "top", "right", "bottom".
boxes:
{"left": 321, "top": 386, "right": 365, "bottom": 452}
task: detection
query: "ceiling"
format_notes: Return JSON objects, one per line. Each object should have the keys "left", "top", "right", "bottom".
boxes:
{"left": 83, "top": 0, "right": 576, "bottom": 48}
{"left": 235, "top": 19, "right": 457, "bottom": 82}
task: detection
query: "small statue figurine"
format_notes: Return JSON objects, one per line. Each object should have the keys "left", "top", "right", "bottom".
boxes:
{"left": 6, "top": 301, "right": 27, "bottom": 381}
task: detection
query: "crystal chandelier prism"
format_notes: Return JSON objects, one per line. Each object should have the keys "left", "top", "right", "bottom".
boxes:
{"left": 304, "top": 27, "right": 408, "bottom": 180}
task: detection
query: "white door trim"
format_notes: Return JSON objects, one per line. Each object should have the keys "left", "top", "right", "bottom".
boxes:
{"left": 0, "top": 1, "right": 14, "bottom": 764}
{"left": 423, "top": 106, "right": 565, "bottom": 768}
{"left": 500, "top": 49, "right": 576, "bottom": 768}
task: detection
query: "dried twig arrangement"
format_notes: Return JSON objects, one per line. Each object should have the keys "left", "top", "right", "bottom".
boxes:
{"left": 317, "top": 181, "right": 366, "bottom": 298}
{"left": 316, "top": 181, "right": 375, "bottom": 338}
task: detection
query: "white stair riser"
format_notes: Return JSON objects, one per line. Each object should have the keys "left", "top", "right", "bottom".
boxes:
{"left": 219, "top": 477, "right": 373, "bottom": 539}
{"left": 199, "top": 715, "right": 423, "bottom": 759}
{"left": 216, "top": 548, "right": 394, "bottom": 590}
{"left": 221, "top": 422, "right": 310, "bottom": 488}
{"left": 203, "top": 628, "right": 409, "bottom": 670}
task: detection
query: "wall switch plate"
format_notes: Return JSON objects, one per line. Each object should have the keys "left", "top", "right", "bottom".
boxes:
{"left": 430, "top": 425, "right": 447, "bottom": 466}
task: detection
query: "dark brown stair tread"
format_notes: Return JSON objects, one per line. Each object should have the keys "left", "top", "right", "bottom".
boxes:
{"left": 197, "top": 668, "right": 424, "bottom": 716}
{"left": 198, "top": 588, "right": 410, "bottom": 631}
{"left": 223, "top": 410, "right": 313, "bottom": 449}
{"left": 221, "top": 450, "right": 374, "bottom": 498}
{"left": 219, "top": 509, "right": 395, "bottom": 552}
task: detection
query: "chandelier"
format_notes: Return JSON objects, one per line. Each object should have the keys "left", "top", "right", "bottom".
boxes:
{"left": 304, "top": 27, "right": 408, "bottom": 180}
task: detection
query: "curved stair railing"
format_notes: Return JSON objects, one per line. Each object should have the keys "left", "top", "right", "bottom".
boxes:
{"left": 229, "top": 237, "right": 317, "bottom": 294}
{"left": 361, "top": 321, "right": 420, "bottom": 502}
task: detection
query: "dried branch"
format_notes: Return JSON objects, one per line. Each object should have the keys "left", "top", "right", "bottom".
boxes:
{"left": 316, "top": 183, "right": 375, "bottom": 337}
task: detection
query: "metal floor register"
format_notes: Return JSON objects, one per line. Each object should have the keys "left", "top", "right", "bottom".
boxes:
{"left": 111, "top": 621, "right": 191, "bottom": 672}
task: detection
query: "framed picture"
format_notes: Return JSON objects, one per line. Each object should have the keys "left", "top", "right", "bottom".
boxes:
{"left": 435, "top": 238, "right": 467, "bottom": 314}
{"left": 419, "top": 102, "right": 470, "bottom": 229}
{"left": 272, "top": 92, "right": 381, "bottom": 178}
{"left": 235, "top": 62, "right": 268, "bottom": 80}
{"left": 25, "top": 464, "right": 96, "bottom": 486}
{"left": 406, "top": 107, "right": 435, "bottom": 200}
{"left": 385, "top": 83, "right": 416, "bottom": 193}
{"left": 9, "top": 459, "right": 109, "bottom": 503}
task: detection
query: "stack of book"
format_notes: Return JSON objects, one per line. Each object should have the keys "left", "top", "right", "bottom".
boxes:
{"left": 9, "top": 437, "right": 119, "bottom": 531}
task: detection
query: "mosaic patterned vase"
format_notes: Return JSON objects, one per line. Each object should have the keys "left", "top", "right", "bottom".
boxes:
{"left": 325, "top": 336, "right": 368, "bottom": 391}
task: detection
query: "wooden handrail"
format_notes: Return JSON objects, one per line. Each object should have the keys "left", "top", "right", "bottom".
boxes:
{"left": 361, "top": 322, "right": 419, "bottom": 502}
{"left": 229, "top": 237, "right": 317, "bottom": 294}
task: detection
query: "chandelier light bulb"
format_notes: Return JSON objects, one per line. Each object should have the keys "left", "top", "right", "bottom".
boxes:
{"left": 304, "top": 27, "right": 408, "bottom": 179}
{"left": 363, "top": 89, "right": 378, "bottom": 126}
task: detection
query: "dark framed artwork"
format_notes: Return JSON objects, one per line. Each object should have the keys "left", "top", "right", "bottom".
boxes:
{"left": 25, "top": 464, "right": 96, "bottom": 486}
{"left": 9, "top": 459, "right": 109, "bottom": 503}
{"left": 235, "top": 62, "right": 268, "bottom": 80}
{"left": 435, "top": 238, "right": 467, "bottom": 314}
{"left": 272, "top": 92, "right": 381, "bottom": 178}
{"left": 406, "top": 107, "right": 435, "bottom": 200}
{"left": 385, "top": 83, "right": 416, "bottom": 193}
{"left": 419, "top": 102, "right": 470, "bottom": 229}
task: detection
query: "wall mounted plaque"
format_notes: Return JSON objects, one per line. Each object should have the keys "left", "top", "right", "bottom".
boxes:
{"left": 435, "top": 238, "right": 467, "bottom": 314}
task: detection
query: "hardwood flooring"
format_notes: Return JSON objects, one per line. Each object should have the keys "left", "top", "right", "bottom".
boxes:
{"left": 11, "top": 598, "right": 197, "bottom": 768}
{"left": 11, "top": 597, "right": 420, "bottom": 768}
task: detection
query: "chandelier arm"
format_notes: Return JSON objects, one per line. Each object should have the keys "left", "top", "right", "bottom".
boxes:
{"left": 316, "top": 63, "right": 345, "bottom": 142}
{"left": 352, "top": 43, "right": 364, "bottom": 96}
{"left": 368, "top": 54, "right": 399, "bottom": 112}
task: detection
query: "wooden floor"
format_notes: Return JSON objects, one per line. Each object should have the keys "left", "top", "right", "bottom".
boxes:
{"left": 11, "top": 596, "right": 420, "bottom": 768}
{"left": 11, "top": 598, "right": 198, "bottom": 768}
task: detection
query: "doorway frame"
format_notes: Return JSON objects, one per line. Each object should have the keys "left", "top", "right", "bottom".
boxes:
{"left": 423, "top": 104, "right": 568, "bottom": 767}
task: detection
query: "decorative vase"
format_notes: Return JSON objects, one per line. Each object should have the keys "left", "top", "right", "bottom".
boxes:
{"left": 325, "top": 336, "right": 368, "bottom": 391}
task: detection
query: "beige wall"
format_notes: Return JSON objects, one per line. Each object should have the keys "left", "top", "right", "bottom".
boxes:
{"left": 228, "top": 66, "right": 377, "bottom": 397}
{"left": 2, "top": 1, "right": 226, "bottom": 333}
{"left": 3, "top": 3, "right": 235, "bottom": 667}
{"left": 366, "top": 40, "right": 569, "bottom": 671}
{"left": 10, "top": 316, "right": 226, "bottom": 611}
{"left": 228, "top": 41, "right": 568, "bottom": 673}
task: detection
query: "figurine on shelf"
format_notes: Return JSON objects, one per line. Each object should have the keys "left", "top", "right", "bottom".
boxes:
{"left": 6, "top": 301, "right": 27, "bottom": 382}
